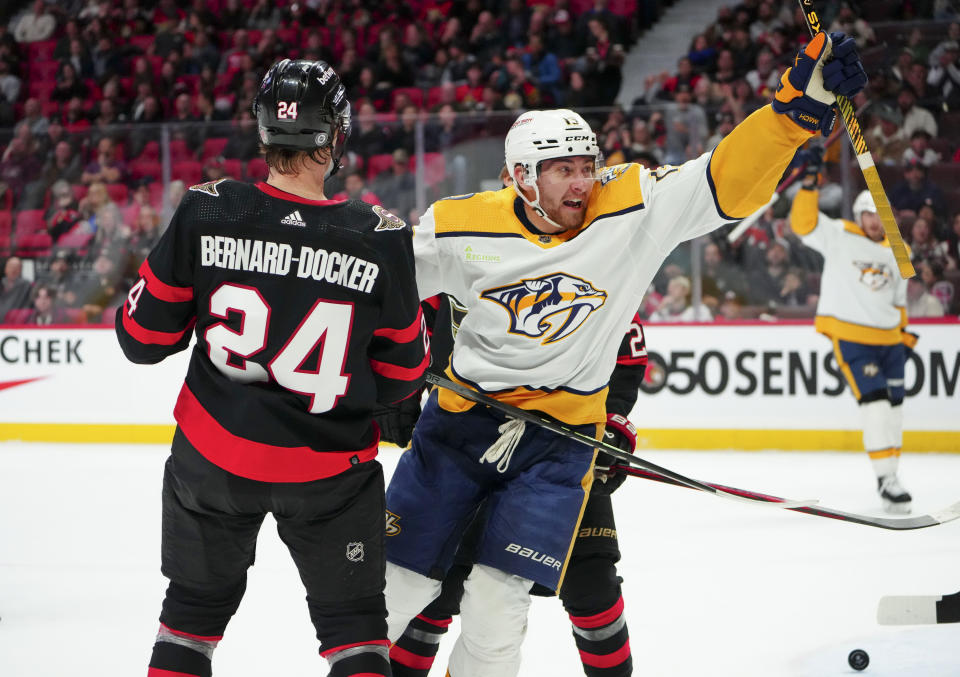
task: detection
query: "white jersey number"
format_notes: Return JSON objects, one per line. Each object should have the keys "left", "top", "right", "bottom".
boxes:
{"left": 204, "top": 283, "right": 352, "bottom": 413}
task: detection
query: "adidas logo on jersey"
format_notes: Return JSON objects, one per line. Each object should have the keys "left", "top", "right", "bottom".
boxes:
{"left": 281, "top": 210, "right": 306, "bottom": 227}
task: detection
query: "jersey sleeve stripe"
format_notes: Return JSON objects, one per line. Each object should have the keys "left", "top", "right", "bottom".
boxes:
{"left": 173, "top": 384, "right": 378, "bottom": 483}
{"left": 140, "top": 260, "right": 194, "bottom": 303}
{"left": 373, "top": 307, "right": 424, "bottom": 342}
{"left": 616, "top": 354, "right": 648, "bottom": 366}
{"left": 370, "top": 353, "right": 430, "bottom": 381}
{"left": 121, "top": 304, "right": 193, "bottom": 345}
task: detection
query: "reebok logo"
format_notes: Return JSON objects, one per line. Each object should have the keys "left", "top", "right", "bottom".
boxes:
{"left": 281, "top": 210, "right": 306, "bottom": 227}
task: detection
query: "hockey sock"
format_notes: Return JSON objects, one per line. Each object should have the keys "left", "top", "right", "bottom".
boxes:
{"left": 390, "top": 613, "right": 453, "bottom": 677}
{"left": 322, "top": 640, "right": 392, "bottom": 677}
{"left": 861, "top": 399, "right": 899, "bottom": 478}
{"left": 147, "top": 623, "right": 220, "bottom": 677}
{"left": 568, "top": 595, "right": 632, "bottom": 677}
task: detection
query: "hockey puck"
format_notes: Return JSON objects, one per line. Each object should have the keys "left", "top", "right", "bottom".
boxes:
{"left": 848, "top": 649, "right": 869, "bottom": 671}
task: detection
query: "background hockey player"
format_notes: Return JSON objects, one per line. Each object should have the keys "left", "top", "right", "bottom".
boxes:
{"left": 384, "top": 296, "right": 647, "bottom": 677}
{"left": 382, "top": 31, "right": 868, "bottom": 677}
{"left": 115, "top": 59, "right": 427, "bottom": 677}
{"left": 790, "top": 154, "right": 915, "bottom": 514}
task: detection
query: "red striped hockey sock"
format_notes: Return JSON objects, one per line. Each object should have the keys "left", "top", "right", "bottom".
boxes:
{"left": 568, "top": 596, "right": 632, "bottom": 676}
{"left": 389, "top": 613, "right": 453, "bottom": 677}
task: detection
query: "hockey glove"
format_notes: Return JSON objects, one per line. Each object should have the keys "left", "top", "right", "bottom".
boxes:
{"left": 373, "top": 394, "right": 422, "bottom": 448}
{"left": 593, "top": 413, "right": 637, "bottom": 495}
{"left": 773, "top": 31, "right": 866, "bottom": 134}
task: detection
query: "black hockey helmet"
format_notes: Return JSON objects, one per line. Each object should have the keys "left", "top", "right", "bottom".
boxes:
{"left": 253, "top": 59, "right": 351, "bottom": 175}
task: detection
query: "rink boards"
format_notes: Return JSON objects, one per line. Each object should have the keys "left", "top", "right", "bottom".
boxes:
{"left": 0, "top": 320, "right": 957, "bottom": 451}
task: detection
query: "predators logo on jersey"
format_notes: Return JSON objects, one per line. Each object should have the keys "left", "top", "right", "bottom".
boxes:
{"left": 853, "top": 260, "right": 893, "bottom": 291}
{"left": 481, "top": 272, "right": 607, "bottom": 344}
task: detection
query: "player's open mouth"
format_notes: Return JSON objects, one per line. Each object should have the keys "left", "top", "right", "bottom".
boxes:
{"left": 563, "top": 200, "right": 584, "bottom": 209}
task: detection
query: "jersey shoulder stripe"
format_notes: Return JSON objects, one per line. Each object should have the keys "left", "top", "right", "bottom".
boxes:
{"left": 584, "top": 163, "right": 645, "bottom": 225}
{"left": 433, "top": 188, "right": 520, "bottom": 236}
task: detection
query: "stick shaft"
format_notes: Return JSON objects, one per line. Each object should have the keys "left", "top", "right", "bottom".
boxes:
{"left": 797, "top": 0, "right": 915, "bottom": 278}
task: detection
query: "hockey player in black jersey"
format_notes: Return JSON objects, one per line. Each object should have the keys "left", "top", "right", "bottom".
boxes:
{"left": 380, "top": 295, "right": 647, "bottom": 677}
{"left": 115, "top": 59, "right": 427, "bottom": 677}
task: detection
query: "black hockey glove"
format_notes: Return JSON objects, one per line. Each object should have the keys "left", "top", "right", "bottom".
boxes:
{"left": 374, "top": 394, "right": 422, "bottom": 448}
{"left": 795, "top": 146, "right": 824, "bottom": 188}
{"left": 593, "top": 413, "right": 637, "bottom": 495}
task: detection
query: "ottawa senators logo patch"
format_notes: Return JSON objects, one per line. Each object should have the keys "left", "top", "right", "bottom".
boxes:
{"left": 188, "top": 178, "right": 227, "bottom": 196}
{"left": 373, "top": 204, "right": 407, "bottom": 232}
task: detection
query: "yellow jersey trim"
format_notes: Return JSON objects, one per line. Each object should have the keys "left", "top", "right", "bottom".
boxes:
{"left": 816, "top": 315, "right": 903, "bottom": 345}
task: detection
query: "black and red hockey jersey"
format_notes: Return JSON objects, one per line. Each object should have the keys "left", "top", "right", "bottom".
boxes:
{"left": 116, "top": 179, "right": 428, "bottom": 482}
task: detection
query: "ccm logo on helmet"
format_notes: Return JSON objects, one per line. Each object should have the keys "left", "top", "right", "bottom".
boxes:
{"left": 565, "top": 135, "right": 591, "bottom": 141}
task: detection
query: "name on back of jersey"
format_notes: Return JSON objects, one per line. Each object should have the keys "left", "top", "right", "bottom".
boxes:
{"left": 200, "top": 235, "right": 380, "bottom": 293}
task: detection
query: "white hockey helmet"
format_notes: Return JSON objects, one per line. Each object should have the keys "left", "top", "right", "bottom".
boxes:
{"left": 504, "top": 109, "right": 600, "bottom": 228}
{"left": 852, "top": 189, "right": 877, "bottom": 226}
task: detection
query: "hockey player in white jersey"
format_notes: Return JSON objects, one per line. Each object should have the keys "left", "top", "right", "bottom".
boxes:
{"left": 385, "top": 31, "right": 868, "bottom": 676}
{"left": 790, "top": 167, "right": 915, "bottom": 513}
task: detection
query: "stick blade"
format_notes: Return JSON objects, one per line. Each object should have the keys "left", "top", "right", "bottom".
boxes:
{"left": 877, "top": 592, "right": 960, "bottom": 625}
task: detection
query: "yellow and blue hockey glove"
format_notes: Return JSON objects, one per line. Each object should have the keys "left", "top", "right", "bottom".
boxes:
{"left": 773, "top": 31, "right": 867, "bottom": 134}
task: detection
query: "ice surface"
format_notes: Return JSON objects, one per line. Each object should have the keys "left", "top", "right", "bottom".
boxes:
{"left": 1, "top": 443, "right": 957, "bottom": 676}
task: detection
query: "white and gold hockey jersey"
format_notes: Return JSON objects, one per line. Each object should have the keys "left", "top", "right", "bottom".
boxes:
{"left": 415, "top": 106, "right": 810, "bottom": 425}
{"left": 790, "top": 188, "right": 909, "bottom": 345}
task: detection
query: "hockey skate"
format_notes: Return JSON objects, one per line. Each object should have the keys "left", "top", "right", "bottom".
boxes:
{"left": 877, "top": 475, "right": 912, "bottom": 515}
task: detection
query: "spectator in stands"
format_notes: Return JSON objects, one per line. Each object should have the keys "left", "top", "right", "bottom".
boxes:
{"left": 909, "top": 217, "right": 948, "bottom": 264}
{"left": 579, "top": 19, "right": 625, "bottom": 106}
{"left": 160, "top": 179, "right": 186, "bottom": 229}
{"left": 389, "top": 105, "right": 420, "bottom": 155}
{"left": 890, "top": 158, "right": 946, "bottom": 218}
{"left": 726, "top": 27, "right": 758, "bottom": 78}
{"left": 649, "top": 275, "right": 713, "bottom": 322}
{"left": 896, "top": 84, "right": 938, "bottom": 139}
{"left": 926, "top": 39, "right": 960, "bottom": 107}
{"left": 81, "top": 137, "right": 128, "bottom": 186}
{"left": 77, "top": 252, "right": 127, "bottom": 320}
{"left": 577, "top": 0, "right": 625, "bottom": 46}
{"left": 906, "top": 275, "right": 945, "bottom": 317}
{"left": 88, "top": 199, "right": 130, "bottom": 260}
{"left": 523, "top": 34, "right": 563, "bottom": 105}
{"left": 866, "top": 104, "right": 909, "bottom": 166}
{"left": 470, "top": 11, "right": 504, "bottom": 63}
{"left": 828, "top": 2, "right": 875, "bottom": 48}
{"left": 38, "top": 248, "right": 79, "bottom": 309}
{"left": 14, "top": 99, "right": 49, "bottom": 139}
{"left": 78, "top": 180, "right": 121, "bottom": 234}
{"left": 169, "top": 92, "right": 203, "bottom": 150}
{"left": 332, "top": 169, "right": 382, "bottom": 206}
{"left": 627, "top": 116, "right": 664, "bottom": 164}
{"left": 702, "top": 241, "right": 748, "bottom": 305}
{"left": 749, "top": 1, "right": 782, "bottom": 42}
{"left": 748, "top": 241, "right": 791, "bottom": 307}
{"left": 45, "top": 180, "right": 83, "bottom": 244}
{"left": 745, "top": 48, "right": 780, "bottom": 99}
{"left": 129, "top": 205, "right": 162, "bottom": 268}
{"left": 663, "top": 83, "right": 707, "bottom": 164}
{"left": 0, "top": 137, "right": 42, "bottom": 208}
{"left": 373, "top": 148, "right": 416, "bottom": 220}
{"left": 427, "top": 103, "right": 469, "bottom": 152}
{"left": 687, "top": 33, "right": 717, "bottom": 72}
{"left": 53, "top": 18, "right": 81, "bottom": 60}
{"left": 376, "top": 42, "right": 415, "bottom": 89}
{"left": 0, "top": 59, "right": 21, "bottom": 118}
{"left": 62, "top": 96, "right": 91, "bottom": 134}
{"left": 547, "top": 10, "right": 580, "bottom": 64}
{"left": 901, "top": 129, "right": 941, "bottom": 166}
{"left": 51, "top": 62, "right": 89, "bottom": 103}
{"left": 221, "top": 109, "right": 260, "bottom": 161}
{"left": 706, "top": 109, "right": 736, "bottom": 150}
{"left": 24, "top": 285, "right": 71, "bottom": 326}
{"left": 946, "top": 212, "right": 960, "bottom": 269}
{"left": 13, "top": 0, "right": 57, "bottom": 44}
{"left": 712, "top": 48, "right": 738, "bottom": 85}
{"left": 0, "top": 256, "right": 32, "bottom": 322}
{"left": 905, "top": 60, "right": 938, "bottom": 112}
{"left": 91, "top": 35, "right": 123, "bottom": 82}
{"left": 21, "top": 140, "right": 83, "bottom": 211}
{"left": 67, "top": 38, "right": 95, "bottom": 80}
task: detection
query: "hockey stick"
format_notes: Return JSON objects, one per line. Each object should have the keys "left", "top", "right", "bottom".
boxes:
{"left": 425, "top": 372, "right": 816, "bottom": 510}
{"left": 611, "top": 464, "right": 960, "bottom": 531}
{"left": 877, "top": 590, "right": 960, "bottom": 625}
{"left": 798, "top": 0, "right": 915, "bottom": 278}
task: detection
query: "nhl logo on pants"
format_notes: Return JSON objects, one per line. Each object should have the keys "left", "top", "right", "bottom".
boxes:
{"left": 346, "top": 542, "right": 365, "bottom": 562}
